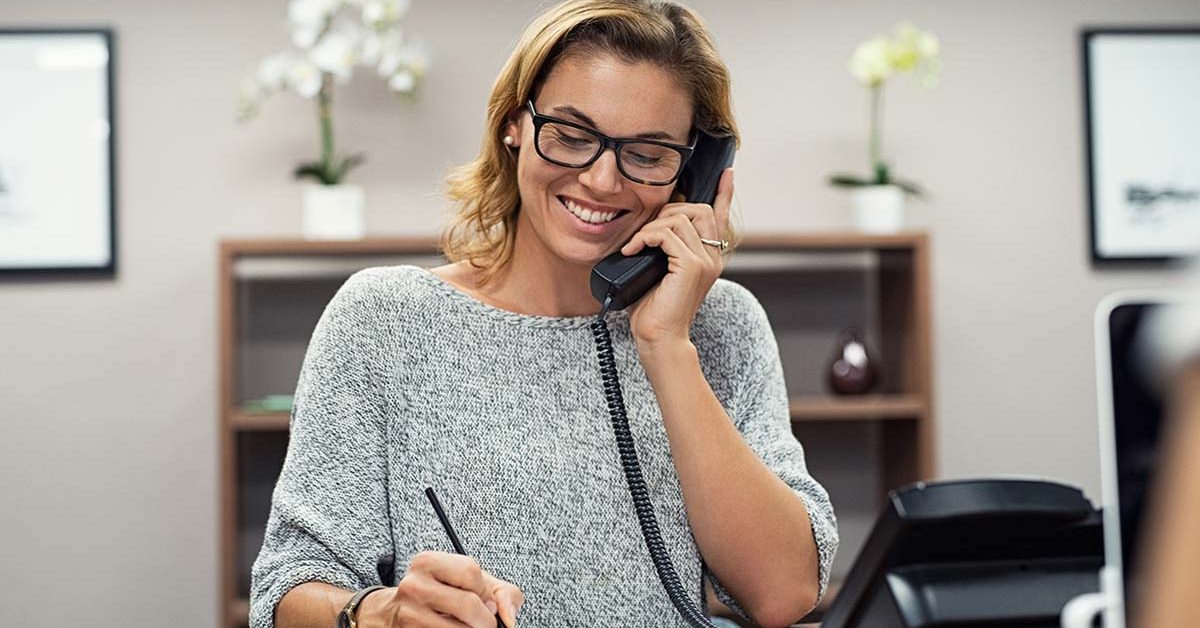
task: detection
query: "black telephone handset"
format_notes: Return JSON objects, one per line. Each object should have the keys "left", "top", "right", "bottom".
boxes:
{"left": 586, "top": 130, "right": 736, "bottom": 628}
{"left": 589, "top": 131, "right": 736, "bottom": 312}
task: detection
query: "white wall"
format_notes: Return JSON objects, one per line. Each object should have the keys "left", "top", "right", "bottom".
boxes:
{"left": 0, "top": 1, "right": 1196, "bottom": 626}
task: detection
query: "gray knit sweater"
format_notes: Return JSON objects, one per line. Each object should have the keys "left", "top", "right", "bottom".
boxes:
{"left": 249, "top": 265, "right": 838, "bottom": 628}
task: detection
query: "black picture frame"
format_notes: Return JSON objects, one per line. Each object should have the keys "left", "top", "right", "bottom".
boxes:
{"left": 0, "top": 27, "right": 117, "bottom": 277}
{"left": 1082, "top": 27, "right": 1200, "bottom": 265}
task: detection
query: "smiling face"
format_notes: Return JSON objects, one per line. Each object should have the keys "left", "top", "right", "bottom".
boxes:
{"left": 504, "top": 52, "right": 694, "bottom": 269}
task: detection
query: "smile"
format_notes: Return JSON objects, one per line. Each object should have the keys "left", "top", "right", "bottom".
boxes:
{"left": 558, "top": 195, "right": 630, "bottom": 225}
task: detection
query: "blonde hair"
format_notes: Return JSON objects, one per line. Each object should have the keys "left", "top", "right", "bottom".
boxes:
{"left": 440, "top": 0, "right": 741, "bottom": 287}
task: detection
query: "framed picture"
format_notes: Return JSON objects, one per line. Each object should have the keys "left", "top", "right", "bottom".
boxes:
{"left": 1082, "top": 28, "right": 1200, "bottom": 263}
{"left": 0, "top": 28, "right": 116, "bottom": 276}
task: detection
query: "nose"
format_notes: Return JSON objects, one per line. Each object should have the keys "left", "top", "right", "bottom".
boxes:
{"left": 578, "top": 147, "right": 624, "bottom": 196}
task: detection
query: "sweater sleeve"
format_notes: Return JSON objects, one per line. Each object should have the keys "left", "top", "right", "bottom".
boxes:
{"left": 249, "top": 271, "right": 396, "bottom": 628}
{"left": 703, "top": 285, "right": 839, "bottom": 624}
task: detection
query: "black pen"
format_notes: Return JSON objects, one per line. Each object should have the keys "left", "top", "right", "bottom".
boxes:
{"left": 424, "top": 487, "right": 509, "bottom": 628}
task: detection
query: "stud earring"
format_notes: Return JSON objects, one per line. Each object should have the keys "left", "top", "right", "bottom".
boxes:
{"left": 503, "top": 135, "right": 515, "bottom": 146}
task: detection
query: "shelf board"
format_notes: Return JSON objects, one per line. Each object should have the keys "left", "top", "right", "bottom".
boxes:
{"left": 789, "top": 394, "right": 925, "bottom": 421}
{"left": 723, "top": 249, "right": 876, "bottom": 273}
{"left": 234, "top": 253, "right": 447, "bottom": 280}
{"left": 230, "top": 598, "right": 249, "bottom": 627}
{"left": 739, "top": 231, "right": 926, "bottom": 251}
{"left": 217, "top": 232, "right": 925, "bottom": 259}
{"left": 229, "top": 411, "right": 290, "bottom": 431}
{"left": 221, "top": 236, "right": 439, "bottom": 257}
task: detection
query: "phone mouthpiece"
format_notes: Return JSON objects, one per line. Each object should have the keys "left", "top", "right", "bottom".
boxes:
{"left": 589, "top": 248, "right": 670, "bottom": 312}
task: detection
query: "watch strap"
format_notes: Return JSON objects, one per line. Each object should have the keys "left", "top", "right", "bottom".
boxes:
{"left": 337, "top": 585, "right": 387, "bottom": 628}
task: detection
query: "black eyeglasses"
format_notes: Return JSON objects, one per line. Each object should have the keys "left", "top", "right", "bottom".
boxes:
{"left": 525, "top": 100, "right": 696, "bottom": 186}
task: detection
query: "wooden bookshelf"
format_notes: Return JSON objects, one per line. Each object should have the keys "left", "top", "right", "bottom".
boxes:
{"left": 217, "top": 233, "right": 934, "bottom": 627}
{"left": 228, "top": 411, "right": 290, "bottom": 431}
{"left": 228, "top": 598, "right": 249, "bottom": 627}
{"left": 789, "top": 394, "right": 926, "bottom": 421}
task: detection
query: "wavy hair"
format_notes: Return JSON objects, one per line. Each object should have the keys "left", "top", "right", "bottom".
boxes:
{"left": 441, "top": 0, "right": 740, "bottom": 287}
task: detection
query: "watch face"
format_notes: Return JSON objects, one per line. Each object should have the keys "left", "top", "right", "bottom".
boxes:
{"left": 336, "top": 609, "right": 351, "bottom": 628}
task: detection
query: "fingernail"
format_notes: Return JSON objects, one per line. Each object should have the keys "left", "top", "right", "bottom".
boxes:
{"left": 486, "top": 599, "right": 498, "bottom": 614}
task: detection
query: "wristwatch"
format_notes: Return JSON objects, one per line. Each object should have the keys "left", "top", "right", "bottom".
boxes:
{"left": 337, "top": 585, "right": 387, "bottom": 628}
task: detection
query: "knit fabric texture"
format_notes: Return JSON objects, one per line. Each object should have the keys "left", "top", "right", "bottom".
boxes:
{"left": 249, "top": 265, "right": 838, "bottom": 628}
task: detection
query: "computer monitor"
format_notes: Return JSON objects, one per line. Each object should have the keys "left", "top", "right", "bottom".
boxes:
{"left": 1094, "top": 292, "right": 1181, "bottom": 627}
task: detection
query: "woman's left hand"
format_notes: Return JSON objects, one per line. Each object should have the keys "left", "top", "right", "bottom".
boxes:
{"left": 622, "top": 167, "right": 734, "bottom": 349}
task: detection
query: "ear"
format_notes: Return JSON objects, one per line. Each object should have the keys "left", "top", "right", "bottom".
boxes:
{"left": 502, "top": 107, "right": 524, "bottom": 148}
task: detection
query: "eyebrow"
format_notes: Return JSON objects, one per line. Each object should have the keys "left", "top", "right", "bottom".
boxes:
{"left": 550, "top": 105, "right": 681, "bottom": 142}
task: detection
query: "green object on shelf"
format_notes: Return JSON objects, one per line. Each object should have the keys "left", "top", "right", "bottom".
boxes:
{"left": 243, "top": 394, "right": 294, "bottom": 414}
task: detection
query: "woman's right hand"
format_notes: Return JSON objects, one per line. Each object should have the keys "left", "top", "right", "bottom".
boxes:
{"left": 357, "top": 551, "right": 525, "bottom": 627}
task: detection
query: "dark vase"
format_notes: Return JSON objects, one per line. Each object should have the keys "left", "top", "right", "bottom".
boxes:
{"left": 827, "top": 328, "right": 878, "bottom": 395}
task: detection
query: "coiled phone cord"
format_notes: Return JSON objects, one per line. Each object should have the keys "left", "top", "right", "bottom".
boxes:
{"left": 591, "top": 296, "right": 718, "bottom": 628}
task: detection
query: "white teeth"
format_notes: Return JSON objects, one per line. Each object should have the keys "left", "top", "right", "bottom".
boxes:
{"left": 563, "top": 198, "right": 619, "bottom": 224}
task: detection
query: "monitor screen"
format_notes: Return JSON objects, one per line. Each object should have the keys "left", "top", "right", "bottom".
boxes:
{"left": 1106, "top": 300, "right": 1168, "bottom": 618}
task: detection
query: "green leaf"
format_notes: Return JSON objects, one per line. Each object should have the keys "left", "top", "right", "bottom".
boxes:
{"left": 293, "top": 153, "right": 367, "bottom": 185}
{"left": 293, "top": 161, "right": 335, "bottom": 185}
{"left": 331, "top": 153, "right": 367, "bottom": 183}
{"left": 894, "top": 179, "right": 927, "bottom": 198}
{"left": 828, "top": 173, "right": 873, "bottom": 187}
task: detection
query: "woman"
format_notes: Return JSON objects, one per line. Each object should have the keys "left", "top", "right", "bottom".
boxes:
{"left": 250, "top": 2, "right": 837, "bottom": 627}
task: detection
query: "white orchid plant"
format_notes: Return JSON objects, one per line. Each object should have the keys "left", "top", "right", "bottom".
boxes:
{"left": 830, "top": 22, "right": 940, "bottom": 197}
{"left": 238, "top": 0, "right": 429, "bottom": 185}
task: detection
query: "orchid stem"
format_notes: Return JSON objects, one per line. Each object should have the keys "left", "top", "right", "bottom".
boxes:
{"left": 317, "top": 73, "right": 335, "bottom": 183}
{"left": 869, "top": 83, "right": 883, "bottom": 182}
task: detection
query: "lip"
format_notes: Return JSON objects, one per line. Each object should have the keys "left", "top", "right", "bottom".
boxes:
{"left": 556, "top": 195, "right": 631, "bottom": 235}
{"left": 560, "top": 194, "right": 626, "bottom": 214}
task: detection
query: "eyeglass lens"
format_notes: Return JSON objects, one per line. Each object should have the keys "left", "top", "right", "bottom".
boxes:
{"left": 536, "top": 121, "right": 684, "bottom": 184}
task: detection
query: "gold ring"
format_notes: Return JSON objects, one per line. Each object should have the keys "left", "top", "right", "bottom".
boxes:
{"left": 700, "top": 238, "right": 729, "bottom": 252}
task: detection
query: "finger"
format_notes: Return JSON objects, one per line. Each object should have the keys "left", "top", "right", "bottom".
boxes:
{"left": 657, "top": 202, "right": 720, "bottom": 244}
{"left": 713, "top": 168, "right": 734, "bottom": 236}
{"left": 645, "top": 214, "right": 719, "bottom": 270}
{"left": 627, "top": 226, "right": 701, "bottom": 273}
{"left": 421, "top": 582, "right": 497, "bottom": 628}
{"left": 402, "top": 570, "right": 495, "bottom": 628}
{"left": 664, "top": 209, "right": 721, "bottom": 263}
{"left": 494, "top": 597, "right": 518, "bottom": 627}
{"left": 632, "top": 215, "right": 703, "bottom": 252}
{"left": 412, "top": 607, "right": 474, "bottom": 628}
{"left": 622, "top": 214, "right": 705, "bottom": 259}
{"left": 488, "top": 580, "right": 525, "bottom": 627}
{"left": 665, "top": 213, "right": 706, "bottom": 258}
{"left": 501, "top": 599, "right": 524, "bottom": 628}
{"left": 621, "top": 223, "right": 683, "bottom": 258}
{"left": 416, "top": 552, "right": 490, "bottom": 600}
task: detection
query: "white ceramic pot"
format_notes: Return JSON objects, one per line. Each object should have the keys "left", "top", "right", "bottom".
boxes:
{"left": 302, "top": 183, "right": 365, "bottom": 240}
{"left": 850, "top": 184, "right": 905, "bottom": 233}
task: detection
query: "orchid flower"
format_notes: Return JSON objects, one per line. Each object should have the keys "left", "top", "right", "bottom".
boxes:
{"left": 237, "top": 0, "right": 430, "bottom": 184}
{"left": 831, "top": 22, "right": 941, "bottom": 196}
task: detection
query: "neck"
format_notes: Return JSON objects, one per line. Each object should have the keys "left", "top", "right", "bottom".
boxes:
{"left": 483, "top": 215, "right": 604, "bottom": 318}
